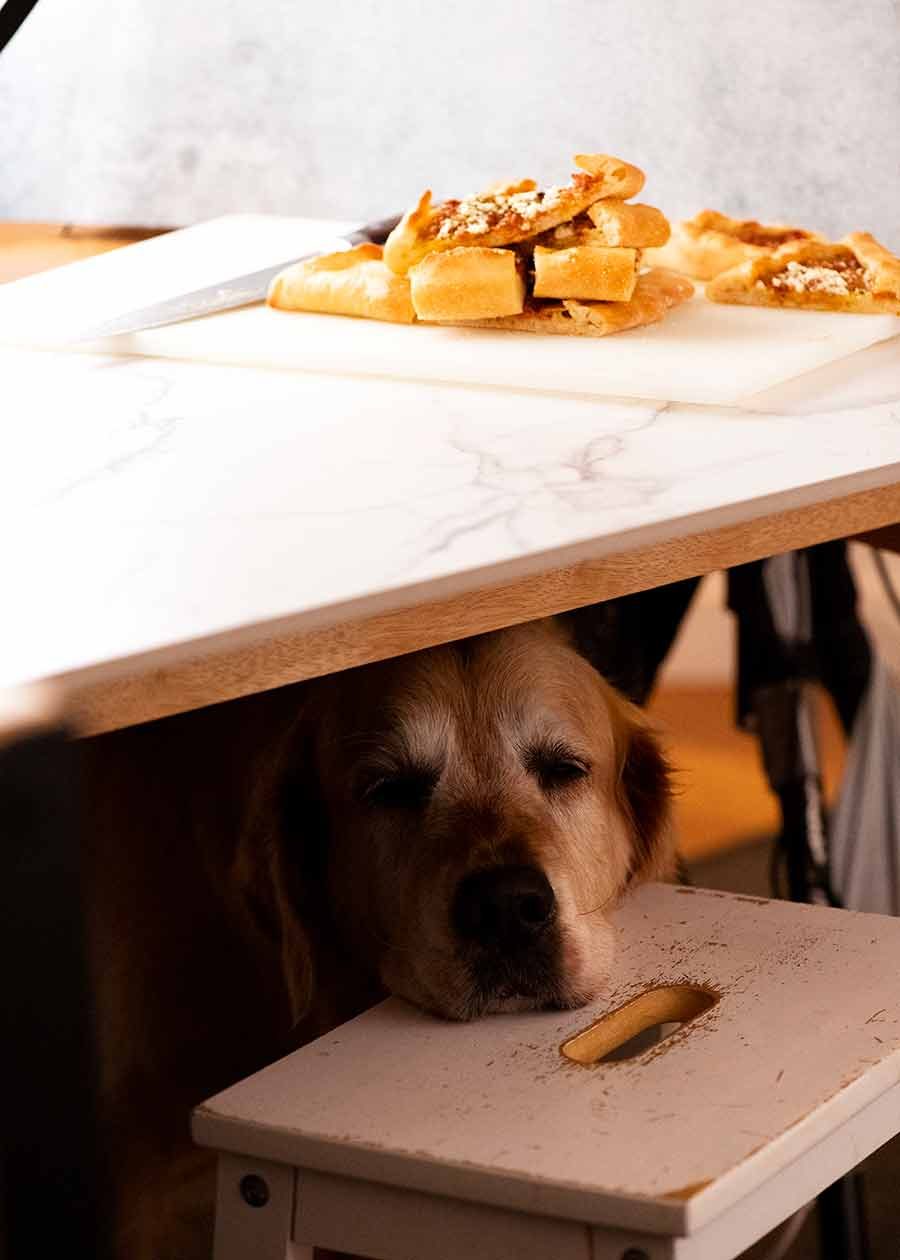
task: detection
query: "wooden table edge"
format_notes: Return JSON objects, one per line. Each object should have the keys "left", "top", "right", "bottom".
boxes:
{"left": 54, "top": 478, "right": 900, "bottom": 736}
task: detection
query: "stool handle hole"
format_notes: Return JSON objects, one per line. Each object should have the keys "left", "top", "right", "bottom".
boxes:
{"left": 561, "top": 984, "right": 719, "bottom": 1066}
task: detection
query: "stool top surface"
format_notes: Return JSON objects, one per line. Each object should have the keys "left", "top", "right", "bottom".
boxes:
{"left": 194, "top": 884, "right": 900, "bottom": 1234}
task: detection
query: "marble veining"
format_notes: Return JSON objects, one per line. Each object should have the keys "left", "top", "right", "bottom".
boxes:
{"left": 3, "top": 340, "right": 899, "bottom": 691}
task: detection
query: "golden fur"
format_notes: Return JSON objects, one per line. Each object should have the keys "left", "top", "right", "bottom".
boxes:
{"left": 84, "top": 617, "right": 673, "bottom": 1258}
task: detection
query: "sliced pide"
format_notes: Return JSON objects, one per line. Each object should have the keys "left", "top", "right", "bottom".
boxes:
{"left": 383, "top": 153, "right": 645, "bottom": 275}
{"left": 409, "top": 247, "right": 525, "bottom": 321}
{"left": 706, "top": 234, "right": 900, "bottom": 314}
{"left": 271, "top": 147, "right": 692, "bottom": 337}
{"left": 459, "top": 268, "right": 694, "bottom": 336}
{"left": 585, "top": 200, "right": 671, "bottom": 248}
{"left": 645, "top": 209, "right": 824, "bottom": 280}
{"left": 532, "top": 244, "right": 638, "bottom": 302}
{"left": 267, "top": 243, "right": 415, "bottom": 323}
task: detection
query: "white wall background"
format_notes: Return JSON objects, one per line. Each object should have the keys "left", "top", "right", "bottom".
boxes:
{"left": 1, "top": 0, "right": 899, "bottom": 245}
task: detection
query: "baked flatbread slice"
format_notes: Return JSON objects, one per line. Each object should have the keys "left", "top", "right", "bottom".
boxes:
{"left": 526, "top": 203, "right": 667, "bottom": 255}
{"left": 267, "top": 243, "right": 415, "bottom": 323}
{"left": 532, "top": 244, "right": 638, "bottom": 302}
{"left": 409, "top": 246, "right": 525, "bottom": 320}
{"left": 706, "top": 233, "right": 900, "bottom": 314}
{"left": 454, "top": 268, "right": 694, "bottom": 336}
{"left": 383, "top": 153, "right": 646, "bottom": 275}
{"left": 645, "top": 209, "right": 823, "bottom": 280}
{"left": 585, "top": 200, "right": 671, "bottom": 248}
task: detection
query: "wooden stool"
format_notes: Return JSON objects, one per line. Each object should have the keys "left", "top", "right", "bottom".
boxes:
{"left": 193, "top": 884, "right": 900, "bottom": 1260}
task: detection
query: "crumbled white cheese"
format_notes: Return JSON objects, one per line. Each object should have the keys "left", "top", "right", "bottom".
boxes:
{"left": 769, "top": 262, "right": 851, "bottom": 295}
{"left": 435, "top": 185, "right": 567, "bottom": 239}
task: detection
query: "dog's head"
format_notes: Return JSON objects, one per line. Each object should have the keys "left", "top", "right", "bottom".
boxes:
{"left": 237, "top": 618, "right": 673, "bottom": 1024}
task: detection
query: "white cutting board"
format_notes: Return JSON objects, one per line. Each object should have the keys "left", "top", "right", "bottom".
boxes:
{"left": 2, "top": 214, "right": 898, "bottom": 405}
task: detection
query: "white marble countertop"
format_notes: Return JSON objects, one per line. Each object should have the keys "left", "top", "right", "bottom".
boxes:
{"left": 3, "top": 333, "right": 900, "bottom": 712}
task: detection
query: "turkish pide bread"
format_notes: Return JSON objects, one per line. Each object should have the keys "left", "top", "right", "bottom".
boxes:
{"left": 268, "top": 149, "right": 689, "bottom": 336}
{"left": 645, "top": 209, "right": 824, "bottom": 280}
{"left": 585, "top": 200, "right": 671, "bottom": 248}
{"left": 267, "top": 243, "right": 415, "bottom": 323}
{"left": 462, "top": 269, "right": 694, "bottom": 337}
{"left": 706, "top": 233, "right": 900, "bottom": 314}
{"left": 382, "top": 153, "right": 646, "bottom": 275}
{"left": 409, "top": 247, "right": 526, "bottom": 320}
{"left": 532, "top": 244, "right": 638, "bottom": 302}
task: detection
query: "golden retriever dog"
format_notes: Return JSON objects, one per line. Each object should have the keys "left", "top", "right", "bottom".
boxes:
{"left": 83, "top": 615, "right": 674, "bottom": 1260}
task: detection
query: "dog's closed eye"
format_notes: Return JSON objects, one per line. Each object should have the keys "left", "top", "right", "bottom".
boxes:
{"left": 362, "top": 765, "right": 440, "bottom": 809}
{"left": 522, "top": 739, "right": 591, "bottom": 793}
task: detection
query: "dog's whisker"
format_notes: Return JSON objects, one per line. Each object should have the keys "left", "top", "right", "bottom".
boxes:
{"left": 576, "top": 896, "right": 614, "bottom": 917}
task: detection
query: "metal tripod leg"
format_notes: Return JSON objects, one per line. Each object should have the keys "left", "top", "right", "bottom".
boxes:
{"left": 750, "top": 682, "right": 871, "bottom": 1260}
{"left": 732, "top": 550, "right": 872, "bottom": 1260}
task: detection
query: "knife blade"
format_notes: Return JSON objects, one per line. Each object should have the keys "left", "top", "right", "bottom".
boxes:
{"left": 71, "top": 212, "right": 403, "bottom": 342}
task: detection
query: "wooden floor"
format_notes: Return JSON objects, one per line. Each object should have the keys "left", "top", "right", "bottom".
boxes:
{"left": 651, "top": 683, "right": 846, "bottom": 861}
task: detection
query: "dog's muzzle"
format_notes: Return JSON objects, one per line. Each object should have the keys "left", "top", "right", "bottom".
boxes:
{"left": 450, "top": 863, "right": 565, "bottom": 1010}
{"left": 452, "top": 864, "right": 556, "bottom": 952}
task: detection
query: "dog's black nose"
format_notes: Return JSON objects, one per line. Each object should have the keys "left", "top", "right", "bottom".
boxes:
{"left": 452, "top": 864, "right": 556, "bottom": 950}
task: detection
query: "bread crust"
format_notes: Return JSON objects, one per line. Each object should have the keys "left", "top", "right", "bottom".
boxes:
{"left": 644, "top": 209, "right": 823, "bottom": 281}
{"left": 525, "top": 215, "right": 607, "bottom": 252}
{"left": 455, "top": 268, "right": 694, "bottom": 336}
{"left": 383, "top": 153, "right": 646, "bottom": 275}
{"left": 586, "top": 200, "right": 671, "bottom": 248}
{"left": 267, "top": 243, "right": 415, "bottom": 323}
{"left": 844, "top": 231, "right": 900, "bottom": 296}
{"left": 706, "top": 234, "right": 900, "bottom": 314}
{"left": 532, "top": 244, "right": 638, "bottom": 302}
{"left": 409, "top": 247, "right": 525, "bottom": 320}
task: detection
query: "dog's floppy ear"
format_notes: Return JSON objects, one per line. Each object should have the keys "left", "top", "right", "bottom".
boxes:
{"left": 605, "top": 682, "right": 676, "bottom": 884}
{"left": 232, "top": 710, "right": 324, "bottom": 1023}
{"left": 558, "top": 611, "right": 677, "bottom": 880}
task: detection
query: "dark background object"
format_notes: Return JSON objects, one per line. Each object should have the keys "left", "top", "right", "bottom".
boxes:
{"left": 0, "top": 0, "right": 40, "bottom": 55}
{"left": 0, "top": 724, "right": 112, "bottom": 1260}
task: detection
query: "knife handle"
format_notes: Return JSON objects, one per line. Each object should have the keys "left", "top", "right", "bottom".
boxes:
{"left": 69, "top": 213, "right": 407, "bottom": 341}
{"left": 351, "top": 214, "right": 403, "bottom": 246}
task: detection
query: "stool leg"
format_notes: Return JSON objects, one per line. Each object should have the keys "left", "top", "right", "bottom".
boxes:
{"left": 211, "top": 1155, "right": 307, "bottom": 1260}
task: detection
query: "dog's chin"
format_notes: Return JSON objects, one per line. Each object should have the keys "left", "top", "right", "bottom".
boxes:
{"left": 437, "top": 975, "right": 600, "bottom": 1021}
{"left": 382, "top": 942, "right": 610, "bottom": 1022}
{"left": 481, "top": 991, "right": 552, "bottom": 1015}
